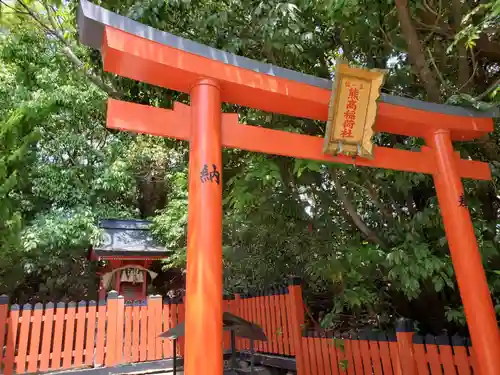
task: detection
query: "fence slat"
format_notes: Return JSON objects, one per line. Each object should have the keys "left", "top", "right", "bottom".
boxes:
{"left": 62, "top": 302, "right": 77, "bottom": 369}
{"left": 367, "top": 335, "right": 383, "bottom": 375}
{"left": 73, "top": 301, "right": 87, "bottom": 367}
{"left": 254, "top": 294, "right": 263, "bottom": 352}
{"left": 39, "top": 302, "right": 54, "bottom": 372}
{"left": 222, "top": 299, "right": 229, "bottom": 351}
{"left": 266, "top": 293, "right": 274, "bottom": 354}
{"left": 350, "top": 335, "right": 364, "bottom": 375}
{"left": 274, "top": 292, "right": 284, "bottom": 355}
{"left": 319, "top": 334, "right": 332, "bottom": 375}
{"left": 133, "top": 301, "right": 143, "bottom": 362}
{"left": 302, "top": 335, "right": 313, "bottom": 375}
{"left": 327, "top": 335, "right": 340, "bottom": 375}
{"left": 289, "top": 283, "right": 305, "bottom": 375}
{"left": 262, "top": 293, "right": 270, "bottom": 353}
{"left": 27, "top": 303, "right": 43, "bottom": 373}
{"left": 15, "top": 304, "right": 32, "bottom": 373}
{"left": 435, "top": 336, "right": 457, "bottom": 375}
{"left": 250, "top": 295, "right": 257, "bottom": 352}
{"left": 377, "top": 333, "right": 395, "bottom": 375}
{"left": 115, "top": 297, "right": 125, "bottom": 365}
{"left": 239, "top": 297, "right": 252, "bottom": 350}
{"left": 0, "top": 295, "right": 9, "bottom": 370}
{"left": 235, "top": 297, "right": 242, "bottom": 351}
{"left": 166, "top": 301, "right": 177, "bottom": 359}
{"left": 451, "top": 337, "right": 472, "bottom": 375}
{"left": 268, "top": 292, "right": 277, "bottom": 354}
{"left": 232, "top": 295, "right": 242, "bottom": 351}
{"left": 274, "top": 293, "right": 283, "bottom": 355}
{"left": 252, "top": 295, "right": 260, "bottom": 351}
{"left": 84, "top": 301, "right": 97, "bottom": 366}
{"left": 4, "top": 305, "right": 20, "bottom": 375}
{"left": 286, "top": 285, "right": 301, "bottom": 357}
{"left": 247, "top": 295, "right": 255, "bottom": 351}
{"left": 358, "top": 336, "right": 372, "bottom": 375}
{"left": 146, "top": 297, "right": 156, "bottom": 361}
{"left": 396, "top": 322, "right": 418, "bottom": 375}
{"left": 153, "top": 296, "right": 163, "bottom": 360}
{"left": 94, "top": 301, "right": 107, "bottom": 366}
{"left": 246, "top": 296, "right": 253, "bottom": 350}
{"left": 469, "top": 345, "right": 479, "bottom": 374}
{"left": 343, "top": 336, "right": 355, "bottom": 375}
{"left": 258, "top": 292, "right": 272, "bottom": 353}
{"left": 412, "top": 337, "right": 430, "bottom": 375}
{"left": 279, "top": 290, "right": 291, "bottom": 356}
{"left": 388, "top": 340, "right": 402, "bottom": 375}
{"left": 124, "top": 304, "right": 133, "bottom": 363}
{"left": 177, "top": 301, "right": 185, "bottom": 356}
{"left": 104, "top": 293, "right": 118, "bottom": 367}
{"left": 313, "top": 334, "right": 326, "bottom": 375}
{"left": 425, "top": 335, "right": 443, "bottom": 375}
{"left": 161, "top": 301, "right": 171, "bottom": 359}
{"left": 51, "top": 302, "right": 66, "bottom": 370}
{"left": 249, "top": 295, "right": 257, "bottom": 351}
{"left": 273, "top": 294, "right": 283, "bottom": 355}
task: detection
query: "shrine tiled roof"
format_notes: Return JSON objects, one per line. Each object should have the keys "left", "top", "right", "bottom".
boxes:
{"left": 92, "top": 219, "right": 168, "bottom": 257}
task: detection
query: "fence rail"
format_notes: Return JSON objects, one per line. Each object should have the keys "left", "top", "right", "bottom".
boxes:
{"left": 0, "top": 285, "right": 478, "bottom": 375}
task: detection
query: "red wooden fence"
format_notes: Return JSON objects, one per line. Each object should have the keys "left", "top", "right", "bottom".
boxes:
{"left": 0, "top": 284, "right": 479, "bottom": 375}
{"left": 301, "top": 328, "right": 478, "bottom": 375}
{"left": 0, "top": 284, "right": 301, "bottom": 374}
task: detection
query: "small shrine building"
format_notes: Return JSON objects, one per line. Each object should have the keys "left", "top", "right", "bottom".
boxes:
{"left": 88, "top": 219, "right": 168, "bottom": 301}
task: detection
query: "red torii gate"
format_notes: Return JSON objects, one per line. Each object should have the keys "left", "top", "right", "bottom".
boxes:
{"left": 78, "top": 1, "right": 500, "bottom": 374}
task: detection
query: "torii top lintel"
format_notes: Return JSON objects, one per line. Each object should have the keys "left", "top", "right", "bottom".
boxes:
{"left": 78, "top": 0, "right": 496, "bottom": 142}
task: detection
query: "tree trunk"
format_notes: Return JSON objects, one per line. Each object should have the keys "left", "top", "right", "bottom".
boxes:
{"left": 451, "top": 0, "right": 471, "bottom": 91}
{"left": 330, "top": 169, "right": 387, "bottom": 248}
{"left": 394, "top": 0, "right": 442, "bottom": 103}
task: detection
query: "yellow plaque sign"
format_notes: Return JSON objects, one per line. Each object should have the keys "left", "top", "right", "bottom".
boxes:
{"left": 323, "top": 60, "right": 386, "bottom": 158}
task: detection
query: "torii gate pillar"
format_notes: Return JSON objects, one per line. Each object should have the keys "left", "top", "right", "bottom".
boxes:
{"left": 185, "top": 79, "right": 223, "bottom": 375}
{"left": 430, "top": 129, "right": 499, "bottom": 375}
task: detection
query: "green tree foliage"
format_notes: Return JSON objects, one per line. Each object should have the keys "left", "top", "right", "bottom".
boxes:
{"left": 0, "top": 0, "right": 498, "bottom": 334}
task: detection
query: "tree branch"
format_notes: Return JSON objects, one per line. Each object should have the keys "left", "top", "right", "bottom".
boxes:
{"left": 426, "top": 47, "right": 448, "bottom": 89}
{"left": 16, "top": 0, "right": 121, "bottom": 98}
{"left": 474, "top": 75, "right": 500, "bottom": 101}
{"left": 329, "top": 168, "right": 387, "bottom": 249}
{"left": 421, "top": 0, "right": 443, "bottom": 45}
{"left": 60, "top": 45, "right": 121, "bottom": 97}
{"left": 394, "top": 0, "right": 442, "bottom": 103}
{"left": 0, "top": 1, "right": 30, "bottom": 15}
{"left": 422, "top": 0, "right": 439, "bottom": 17}
{"left": 366, "top": 174, "right": 406, "bottom": 219}
{"left": 451, "top": 0, "right": 471, "bottom": 91}
{"left": 359, "top": 170, "right": 398, "bottom": 225}
{"left": 457, "top": 48, "right": 477, "bottom": 92}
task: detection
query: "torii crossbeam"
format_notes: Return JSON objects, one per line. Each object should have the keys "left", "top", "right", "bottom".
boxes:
{"left": 78, "top": 2, "right": 500, "bottom": 374}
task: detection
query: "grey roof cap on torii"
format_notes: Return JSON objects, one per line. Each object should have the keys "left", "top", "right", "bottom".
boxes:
{"left": 77, "top": 0, "right": 498, "bottom": 119}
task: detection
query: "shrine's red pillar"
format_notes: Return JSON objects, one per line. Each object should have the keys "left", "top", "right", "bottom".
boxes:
{"left": 98, "top": 278, "right": 106, "bottom": 301}
{"left": 142, "top": 270, "right": 147, "bottom": 298}
{"left": 114, "top": 270, "right": 121, "bottom": 293}
{"left": 429, "top": 129, "right": 500, "bottom": 375}
{"left": 185, "top": 79, "right": 223, "bottom": 375}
